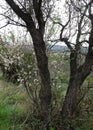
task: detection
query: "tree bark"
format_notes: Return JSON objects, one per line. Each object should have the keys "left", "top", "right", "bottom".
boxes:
{"left": 29, "top": 29, "right": 52, "bottom": 115}
{"left": 62, "top": 74, "right": 83, "bottom": 120}
{"left": 62, "top": 51, "right": 83, "bottom": 120}
{"left": 61, "top": 45, "right": 93, "bottom": 130}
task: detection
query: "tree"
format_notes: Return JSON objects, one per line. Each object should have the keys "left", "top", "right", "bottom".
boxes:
{"left": 2, "top": 0, "right": 93, "bottom": 129}
{"left": 3, "top": 0, "right": 53, "bottom": 121}
{"left": 59, "top": 0, "right": 93, "bottom": 123}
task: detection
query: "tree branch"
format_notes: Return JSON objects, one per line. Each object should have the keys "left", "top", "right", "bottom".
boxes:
{"left": 5, "top": 0, "right": 35, "bottom": 30}
{"left": 0, "top": 22, "right": 9, "bottom": 29}
{"left": 75, "top": 4, "right": 88, "bottom": 51}
{"left": 33, "top": 0, "right": 45, "bottom": 35}
{"left": 0, "top": 14, "right": 26, "bottom": 28}
{"left": 60, "top": 38, "right": 74, "bottom": 51}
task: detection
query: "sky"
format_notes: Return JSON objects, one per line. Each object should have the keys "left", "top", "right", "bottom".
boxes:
{"left": 0, "top": 0, "right": 66, "bottom": 46}
{"left": 0, "top": 0, "right": 65, "bottom": 29}
{"left": 0, "top": 1, "right": 88, "bottom": 47}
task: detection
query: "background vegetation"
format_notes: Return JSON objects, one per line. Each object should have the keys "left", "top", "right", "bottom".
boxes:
{"left": 0, "top": 37, "right": 93, "bottom": 130}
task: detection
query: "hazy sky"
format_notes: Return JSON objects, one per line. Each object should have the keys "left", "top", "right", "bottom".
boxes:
{"left": 0, "top": 1, "right": 65, "bottom": 45}
{"left": 0, "top": 0, "right": 65, "bottom": 29}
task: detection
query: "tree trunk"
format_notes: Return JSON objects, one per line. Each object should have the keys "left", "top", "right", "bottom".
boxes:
{"left": 61, "top": 71, "right": 87, "bottom": 130}
{"left": 29, "top": 30, "right": 51, "bottom": 118}
{"left": 62, "top": 74, "right": 83, "bottom": 120}
{"left": 61, "top": 47, "right": 93, "bottom": 129}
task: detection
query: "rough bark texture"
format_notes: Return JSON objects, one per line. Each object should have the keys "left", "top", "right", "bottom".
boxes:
{"left": 62, "top": 52, "right": 83, "bottom": 120}
{"left": 62, "top": 23, "right": 93, "bottom": 122}
{"left": 29, "top": 29, "right": 51, "bottom": 113}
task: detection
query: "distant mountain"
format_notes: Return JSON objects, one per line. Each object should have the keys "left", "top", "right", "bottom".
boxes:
{"left": 81, "top": 47, "right": 88, "bottom": 54}
{"left": 49, "top": 45, "right": 69, "bottom": 52}
{"left": 48, "top": 45, "right": 88, "bottom": 53}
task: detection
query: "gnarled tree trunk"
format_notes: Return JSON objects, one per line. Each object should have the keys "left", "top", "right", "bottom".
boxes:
{"left": 62, "top": 25, "right": 93, "bottom": 128}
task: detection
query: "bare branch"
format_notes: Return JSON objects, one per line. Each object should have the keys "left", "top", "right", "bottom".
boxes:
{"left": 75, "top": 3, "right": 88, "bottom": 51}
{"left": 60, "top": 38, "right": 74, "bottom": 51}
{"left": 5, "top": 0, "right": 35, "bottom": 30}
{"left": 0, "top": 22, "right": 9, "bottom": 29}
{"left": 79, "top": 40, "right": 89, "bottom": 44}
{"left": 0, "top": 14, "right": 26, "bottom": 28}
{"left": 47, "top": 39, "right": 60, "bottom": 42}
{"left": 88, "top": 0, "right": 93, "bottom": 20}
{"left": 60, "top": 1, "right": 71, "bottom": 39}
{"left": 50, "top": 17, "right": 63, "bottom": 27}
{"left": 32, "top": 0, "right": 45, "bottom": 35}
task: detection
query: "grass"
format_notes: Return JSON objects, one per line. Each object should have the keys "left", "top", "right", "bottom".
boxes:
{"left": 0, "top": 76, "right": 30, "bottom": 130}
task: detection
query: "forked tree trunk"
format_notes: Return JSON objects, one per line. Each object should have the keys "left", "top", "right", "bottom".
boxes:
{"left": 62, "top": 45, "right": 93, "bottom": 129}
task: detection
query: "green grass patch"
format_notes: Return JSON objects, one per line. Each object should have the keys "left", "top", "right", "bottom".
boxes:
{"left": 0, "top": 78, "right": 29, "bottom": 130}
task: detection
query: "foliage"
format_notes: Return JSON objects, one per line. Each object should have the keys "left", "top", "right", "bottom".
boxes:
{"left": 0, "top": 42, "right": 41, "bottom": 112}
